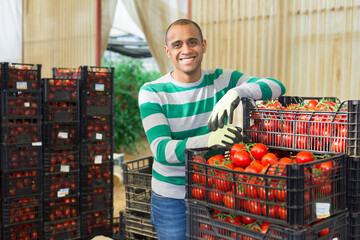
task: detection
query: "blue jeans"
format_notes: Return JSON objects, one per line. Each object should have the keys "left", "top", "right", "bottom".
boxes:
{"left": 150, "top": 191, "right": 186, "bottom": 240}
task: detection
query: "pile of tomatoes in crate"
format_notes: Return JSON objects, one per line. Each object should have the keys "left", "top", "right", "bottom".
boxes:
{"left": 247, "top": 98, "right": 348, "bottom": 153}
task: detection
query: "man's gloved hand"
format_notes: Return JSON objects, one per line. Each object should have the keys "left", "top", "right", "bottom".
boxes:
{"left": 208, "top": 126, "right": 243, "bottom": 149}
{"left": 208, "top": 90, "right": 240, "bottom": 131}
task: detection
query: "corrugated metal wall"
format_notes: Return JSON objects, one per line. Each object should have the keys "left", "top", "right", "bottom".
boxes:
{"left": 191, "top": 0, "right": 360, "bottom": 101}
{"left": 23, "top": 0, "right": 96, "bottom": 78}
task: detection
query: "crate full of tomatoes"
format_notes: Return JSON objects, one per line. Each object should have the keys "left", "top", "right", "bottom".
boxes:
{"left": 185, "top": 142, "right": 346, "bottom": 227}
{"left": 0, "top": 62, "right": 41, "bottom": 91}
{"left": 42, "top": 78, "right": 80, "bottom": 123}
{"left": 242, "top": 97, "right": 360, "bottom": 156}
{"left": 186, "top": 202, "right": 347, "bottom": 240}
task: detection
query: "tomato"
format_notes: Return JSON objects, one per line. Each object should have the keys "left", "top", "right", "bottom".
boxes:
{"left": 279, "top": 157, "right": 292, "bottom": 164}
{"left": 192, "top": 172, "right": 206, "bottom": 184}
{"left": 220, "top": 159, "right": 236, "bottom": 170}
{"left": 250, "top": 124, "right": 261, "bottom": 142}
{"left": 192, "top": 157, "right": 205, "bottom": 172}
{"left": 244, "top": 178, "right": 259, "bottom": 198}
{"left": 277, "top": 206, "right": 287, "bottom": 220}
{"left": 282, "top": 134, "right": 294, "bottom": 148}
{"left": 296, "top": 136, "right": 308, "bottom": 149}
{"left": 296, "top": 114, "right": 310, "bottom": 134}
{"left": 307, "top": 100, "right": 318, "bottom": 108}
{"left": 263, "top": 119, "right": 278, "bottom": 132}
{"left": 231, "top": 143, "right": 247, "bottom": 156}
{"left": 261, "top": 222, "right": 271, "bottom": 234}
{"left": 261, "top": 153, "right": 278, "bottom": 167}
{"left": 250, "top": 160, "right": 264, "bottom": 173}
{"left": 214, "top": 173, "right": 232, "bottom": 192}
{"left": 317, "top": 161, "right": 333, "bottom": 176}
{"left": 233, "top": 151, "right": 251, "bottom": 168}
{"left": 337, "top": 125, "right": 347, "bottom": 137}
{"left": 295, "top": 151, "right": 314, "bottom": 164}
{"left": 250, "top": 143, "right": 268, "bottom": 160}
{"left": 192, "top": 187, "right": 206, "bottom": 200}
{"left": 271, "top": 181, "right": 287, "bottom": 202}
{"left": 223, "top": 193, "right": 237, "bottom": 210}
{"left": 332, "top": 139, "right": 346, "bottom": 152}
{"left": 207, "top": 155, "right": 225, "bottom": 166}
{"left": 258, "top": 180, "right": 274, "bottom": 201}
{"left": 240, "top": 215, "right": 256, "bottom": 224}
{"left": 318, "top": 228, "right": 330, "bottom": 237}
{"left": 266, "top": 162, "right": 286, "bottom": 177}
{"left": 209, "top": 190, "right": 223, "bottom": 204}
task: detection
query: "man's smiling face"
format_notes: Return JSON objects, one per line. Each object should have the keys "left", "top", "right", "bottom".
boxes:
{"left": 165, "top": 23, "right": 206, "bottom": 82}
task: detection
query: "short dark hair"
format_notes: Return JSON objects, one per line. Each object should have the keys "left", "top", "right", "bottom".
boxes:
{"left": 165, "top": 19, "right": 203, "bottom": 46}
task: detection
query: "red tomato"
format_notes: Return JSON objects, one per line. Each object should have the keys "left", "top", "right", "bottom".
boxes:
{"left": 295, "top": 151, "right": 314, "bottom": 164}
{"left": 318, "top": 228, "right": 330, "bottom": 237}
{"left": 296, "top": 136, "right": 308, "bottom": 149}
{"left": 192, "top": 187, "right": 206, "bottom": 200}
{"left": 192, "top": 172, "right": 206, "bottom": 184}
{"left": 209, "top": 190, "right": 223, "bottom": 204}
{"left": 250, "top": 143, "right": 268, "bottom": 160}
{"left": 240, "top": 215, "right": 256, "bottom": 224}
{"left": 332, "top": 139, "right": 346, "bottom": 152}
{"left": 233, "top": 151, "right": 251, "bottom": 168}
{"left": 207, "top": 155, "right": 225, "bottom": 166}
{"left": 261, "top": 153, "right": 278, "bottom": 167}
{"left": 279, "top": 157, "right": 292, "bottom": 164}
{"left": 214, "top": 173, "right": 232, "bottom": 192}
{"left": 261, "top": 222, "right": 271, "bottom": 234}
{"left": 231, "top": 143, "right": 247, "bottom": 156}
{"left": 223, "top": 193, "right": 237, "bottom": 210}
{"left": 307, "top": 100, "right": 318, "bottom": 108}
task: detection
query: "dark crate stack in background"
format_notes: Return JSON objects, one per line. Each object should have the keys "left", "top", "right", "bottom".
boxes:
{"left": 0, "top": 63, "right": 44, "bottom": 240}
{"left": 42, "top": 75, "right": 81, "bottom": 240}
{"left": 79, "top": 66, "right": 114, "bottom": 239}
{"left": 122, "top": 156, "right": 157, "bottom": 239}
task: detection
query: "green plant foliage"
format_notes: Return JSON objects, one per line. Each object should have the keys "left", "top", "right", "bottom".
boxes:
{"left": 102, "top": 55, "right": 161, "bottom": 153}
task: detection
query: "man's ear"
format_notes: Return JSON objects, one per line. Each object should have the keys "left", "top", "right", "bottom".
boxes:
{"left": 164, "top": 45, "right": 171, "bottom": 58}
{"left": 202, "top": 39, "right": 207, "bottom": 53}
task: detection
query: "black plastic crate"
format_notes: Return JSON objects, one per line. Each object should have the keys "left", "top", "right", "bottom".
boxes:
{"left": 113, "top": 211, "right": 126, "bottom": 240}
{"left": 42, "top": 78, "right": 80, "bottom": 123}
{"left": 43, "top": 122, "right": 79, "bottom": 148}
{"left": 348, "top": 212, "right": 360, "bottom": 240}
{"left": 43, "top": 196, "right": 80, "bottom": 222}
{"left": 2, "top": 220, "right": 42, "bottom": 240}
{"left": 2, "top": 195, "right": 42, "bottom": 226}
{"left": 242, "top": 97, "right": 360, "bottom": 155}
{"left": 44, "top": 216, "right": 81, "bottom": 240}
{"left": 125, "top": 186, "right": 151, "bottom": 214}
{"left": 1, "top": 117, "right": 42, "bottom": 145}
{"left": 123, "top": 156, "right": 153, "bottom": 189}
{"left": 81, "top": 116, "right": 112, "bottom": 142}
{"left": 43, "top": 146, "right": 79, "bottom": 174}
{"left": 80, "top": 162, "right": 113, "bottom": 191}
{"left": 1, "top": 168, "right": 42, "bottom": 198}
{"left": 81, "top": 208, "right": 113, "bottom": 240}
{"left": 82, "top": 91, "right": 113, "bottom": 116}
{"left": 0, "top": 145, "right": 42, "bottom": 171}
{"left": 347, "top": 156, "right": 360, "bottom": 212}
{"left": 186, "top": 202, "right": 347, "bottom": 240}
{"left": 125, "top": 211, "right": 157, "bottom": 239}
{"left": 185, "top": 147, "right": 347, "bottom": 227}
{"left": 80, "top": 187, "right": 113, "bottom": 212}
{"left": 80, "top": 142, "right": 112, "bottom": 165}
{"left": 43, "top": 170, "right": 80, "bottom": 199}
{"left": 0, "top": 62, "right": 41, "bottom": 92}
{"left": 79, "top": 66, "right": 114, "bottom": 93}
{"left": 1, "top": 91, "right": 41, "bottom": 118}
{"left": 53, "top": 67, "right": 81, "bottom": 80}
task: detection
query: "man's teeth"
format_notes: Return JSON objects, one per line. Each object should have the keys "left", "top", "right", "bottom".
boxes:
{"left": 181, "top": 57, "right": 195, "bottom": 62}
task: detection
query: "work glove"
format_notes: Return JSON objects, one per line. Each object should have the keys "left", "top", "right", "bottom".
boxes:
{"left": 208, "top": 126, "right": 243, "bottom": 150}
{"left": 208, "top": 89, "right": 240, "bottom": 131}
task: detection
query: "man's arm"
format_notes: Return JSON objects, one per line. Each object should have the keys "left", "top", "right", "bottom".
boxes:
{"left": 208, "top": 71, "right": 286, "bottom": 131}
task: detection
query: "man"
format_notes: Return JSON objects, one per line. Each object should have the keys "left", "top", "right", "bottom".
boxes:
{"left": 138, "top": 19, "right": 286, "bottom": 239}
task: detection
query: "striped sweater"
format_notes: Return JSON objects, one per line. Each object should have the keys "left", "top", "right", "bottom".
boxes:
{"left": 138, "top": 68, "right": 286, "bottom": 199}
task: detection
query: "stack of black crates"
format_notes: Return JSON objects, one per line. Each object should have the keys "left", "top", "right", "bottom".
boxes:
{"left": 79, "top": 66, "right": 114, "bottom": 239}
{"left": 42, "top": 69, "right": 81, "bottom": 239}
{"left": 184, "top": 96, "right": 360, "bottom": 239}
{"left": 123, "top": 156, "right": 157, "bottom": 239}
{"left": 0, "top": 63, "right": 44, "bottom": 239}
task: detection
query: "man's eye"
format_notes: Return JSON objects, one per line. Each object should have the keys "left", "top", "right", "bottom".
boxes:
{"left": 174, "top": 43, "right": 181, "bottom": 48}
